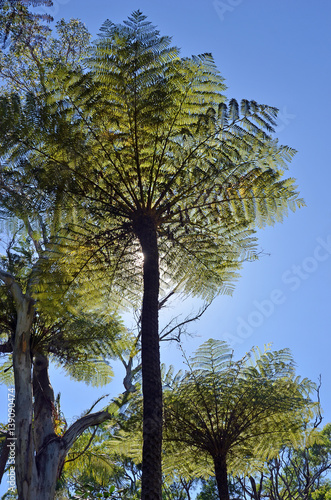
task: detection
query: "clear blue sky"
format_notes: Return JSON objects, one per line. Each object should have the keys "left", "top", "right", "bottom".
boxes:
{"left": 1, "top": 0, "right": 331, "bottom": 495}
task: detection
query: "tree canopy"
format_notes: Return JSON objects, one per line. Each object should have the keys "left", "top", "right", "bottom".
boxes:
{"left": 0, "top": 10, "right": 306, "bottom": 499}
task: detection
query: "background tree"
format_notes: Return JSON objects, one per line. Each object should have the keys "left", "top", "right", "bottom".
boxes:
{"left": 0, "top": 11, "right": 305, "bottom": 499}
{"left": 163, "top": 339, "right": 317, "bottom": 500}
{"left": 0, "top": 0, "right": 53, "bottom": 49}
{"left": 195, "top": 422, "right": 331, "bottom": 500}
{"left": 196, "top": 478, "right": 234, "bottom": 500}
{"left": 252, "top": 422, "right": 331, "bottom": 500}
{"left": 0, "top": 185, "right": 131, "bottom": 499}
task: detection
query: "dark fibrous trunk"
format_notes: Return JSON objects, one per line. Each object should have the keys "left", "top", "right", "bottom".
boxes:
{"left": 214, "top": 455, "right": 230, "bottom": 500}
{"left": 134, "top": 213, "right": 162, "bottom": 500}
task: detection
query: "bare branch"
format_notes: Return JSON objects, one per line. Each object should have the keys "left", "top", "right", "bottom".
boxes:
{"left": 158, "top": 289, "right": 177, "bottom": 310}
{"left": 84, "top": 395, "right": 109, "bottom": 415}
{"left": 159, "top": 302, "right": 211, "bottom": 342}
{"left": 123, "top": 357, "right": 141, "bottom": 393}
{"left": 313, "top": 375, "right": 323, "bottom": 429}
{"left": 62, "top": 410, "right": 111, "bottom": 453}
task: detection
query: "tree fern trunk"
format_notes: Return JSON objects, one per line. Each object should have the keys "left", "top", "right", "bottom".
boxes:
{"left": 134, "top": 213, "right": 162, "bottom": 500}
{"left": 214, "top": 455, "right": 230, "bottom": 500}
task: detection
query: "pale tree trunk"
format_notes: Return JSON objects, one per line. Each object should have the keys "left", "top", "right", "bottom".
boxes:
{"left": 0, "top": 270, "right": 112, "bottom": 500}
{"left": 133, "top": 213, "right": 163, "bottom": 500}
{"left": 10, "top": 279, "right": 38, "bottom": 499}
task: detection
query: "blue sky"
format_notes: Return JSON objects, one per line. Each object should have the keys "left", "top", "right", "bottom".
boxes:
{"left": 1, "top": 0, "right": 331, "bottom": 495}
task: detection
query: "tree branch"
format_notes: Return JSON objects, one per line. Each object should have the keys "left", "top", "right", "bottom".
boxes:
{"left": 25, "top": 217, "right": 43, "bottom": 256}
{"left": 159, "top": 302, "right": 211, "bottom": 342}
{"left": 62, "top": 410, "right": 111, "bottom": 453}
{"left": 64, "top": 426, "right": 98, "bottom": 464}
{"left": 0, "top": 269, "right": 24, "bottom": 308}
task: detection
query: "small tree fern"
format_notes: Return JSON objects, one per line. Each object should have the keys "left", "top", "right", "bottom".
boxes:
{"left": 163, "top": 340, "right": 317, "bottom": 500}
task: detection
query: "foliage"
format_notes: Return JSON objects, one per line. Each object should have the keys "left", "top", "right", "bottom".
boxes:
{"left": 312, "top": 482, "right": 331, "bottom": 500}
{"left": 58, "top": 426, "right": 142, "bottom": 499}
{"left": 0, "top": 10, "right": 305, "bottom": 498}
{"left": 250, "top": 422, "right": 331, "bottom": 499}
{"left": 195, "top": 422, "right": 331, "bottom": 499}
{"left": 162, "top": 477, "right": 198, "bottom": 500}
{"left": 0, "top": 11, "right": 304, "bottom": 306}
{"left": 196, "top": 478, "right": 221, "bottom": 500}
{"left": 0, "top": 17, "right": 129, "bottom": 388}
{"left": 0, "top": 230, "right": 130, "bottom": 388}
{"left": 163, "top": 339, "right": 317, "bottom": 498}
{"left": 0, "top": 17, "right": 90, "bottom": 96}
{"left": 0, "top": 0, "right": 53, "bottom": 51}
{"left": 0, "top": 16, "right": 136, "bottom": 499}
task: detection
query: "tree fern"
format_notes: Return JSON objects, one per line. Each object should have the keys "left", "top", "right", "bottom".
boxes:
{"left": 163, "top": 340, "right": 317, "bottom": 499}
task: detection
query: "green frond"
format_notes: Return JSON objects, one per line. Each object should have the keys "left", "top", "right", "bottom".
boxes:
{"left": 189, "top": 338, "right": 233, "bottom": 373}
{"left": 0, "top": 13, "right": 302, "bottom": 305}
{"left": 57, "top": 357, "right": 113, "bottom": 387}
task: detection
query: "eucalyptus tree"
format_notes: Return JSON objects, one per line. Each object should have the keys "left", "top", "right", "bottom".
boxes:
{"left": 0, "top": 19, "right": 134, "bottom": 500}
{"left": 0, "top": 171, "right": 133, "bottom": 499}
{"left": 163, "top": 340, "right": 317, "bottom": 500}
{"left": 0, "top": 11, "right": 305, "bottom": 499}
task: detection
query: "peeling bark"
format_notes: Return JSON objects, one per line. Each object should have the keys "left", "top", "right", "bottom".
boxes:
{"left": 13, "top": 294, "right": 38, "bottom": 499}
{"left": 33, "top": 353, "right": 56, "bottom": 451}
